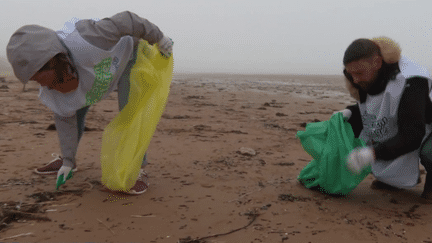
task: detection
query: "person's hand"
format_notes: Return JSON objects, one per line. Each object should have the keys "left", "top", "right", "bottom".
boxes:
{"left": 347, "top": 147, "right": 375, "bottom": 174}
{"left": 157, "top": 35, "right": 173, "bottom": 58}
{"left": 56, "top": 165, "right": 73, "bottom": 190}
{"left": 333, "top": 109, "right": 352, "bottom": 121}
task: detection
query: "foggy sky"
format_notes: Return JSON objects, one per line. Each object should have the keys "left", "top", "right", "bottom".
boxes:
{"left": 0, "top": 0, "right": 431, "bottom": 75}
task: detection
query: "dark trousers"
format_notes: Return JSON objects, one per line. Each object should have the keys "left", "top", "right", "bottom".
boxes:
{"left": 419, "top": 132, "right": 432, "bottom": 189}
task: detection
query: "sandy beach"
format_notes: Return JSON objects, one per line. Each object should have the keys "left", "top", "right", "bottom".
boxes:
{"left": 1, "top": 73, "right": 431, "bottom": 243}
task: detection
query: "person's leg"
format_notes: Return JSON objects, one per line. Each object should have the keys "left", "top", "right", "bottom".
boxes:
{"left": 419, "top": 132, "right": 432, "bottom": 200}
{"left": 117, "top": 48, "right": 148, "bottom": 168}
{"left": 117, "top": 64, "right": 131, "bottom": 112}
{"left": 142, "top": 153, "right": 148, "bottom": 168}
{"left": 77, "top": 106, "right": 90, "bottom": 142}
{"left": 117, "top": 47, "right": 148, "bottom": 194}
{"left": 118, "top": 44, "right": 138, "bottom": 111}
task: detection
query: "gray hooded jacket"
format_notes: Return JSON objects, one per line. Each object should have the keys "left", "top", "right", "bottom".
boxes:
{"left": 6, "top": 11, "right": 164, "bottom": 168}
{"left": 7, "top": 11, "right": 163, "bottom": 84}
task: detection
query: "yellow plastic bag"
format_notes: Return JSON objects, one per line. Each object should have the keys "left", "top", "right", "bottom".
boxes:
{"left": 101, "top": 40, "right": 173, "bottom": 191}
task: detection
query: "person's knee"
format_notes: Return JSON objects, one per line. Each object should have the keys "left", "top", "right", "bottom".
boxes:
{"left": 420, "top": 139, "right": 432, "bottom": 170}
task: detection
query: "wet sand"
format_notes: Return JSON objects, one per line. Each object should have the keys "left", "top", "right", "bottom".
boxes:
{"left": 0, "top": 74, "right": 431, "bottom": 242}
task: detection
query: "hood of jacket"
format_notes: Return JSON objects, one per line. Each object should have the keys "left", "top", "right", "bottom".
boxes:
{"left": 344, "top": 36, "right": 402, "bottom": 101}
{"left": 6, "top": 25, "right": 67, "bottom": 84}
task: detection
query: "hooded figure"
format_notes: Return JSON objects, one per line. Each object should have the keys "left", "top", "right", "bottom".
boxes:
{"left": 337, "top": 37, "right": 432, "bottom": 202}
{"left": 6, "top": 11, "right": 173, "bottom": 195}
{"left": 343, "top": 37, "right": 404, "bottom": 101}
{"left": 7, "top": 25, "right": 68, "bottom": 84}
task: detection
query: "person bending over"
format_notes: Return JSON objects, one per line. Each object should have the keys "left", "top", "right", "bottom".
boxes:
{"left": 7, "top": 11, "right": 173, "bottom": 194}
{"left": 337, "top": 37, "right": 432, "bottom": 202}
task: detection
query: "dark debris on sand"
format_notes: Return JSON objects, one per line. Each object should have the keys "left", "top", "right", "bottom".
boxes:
{"left": 0, "top": 201, "right": 51, "bottom": 232}
{"left": 0, "top": 189, "right": 86, "bottom": 232}
{"left": 177, "top": 236, "right": 206, "bottom": 243}
{"left": 29, "top": 190, "right": 85, "bottom": 203}
{"left": 278, "top": 194, "right": 311, "bottom": 202}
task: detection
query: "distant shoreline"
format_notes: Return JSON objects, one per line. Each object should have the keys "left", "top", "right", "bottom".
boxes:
{"left": 174, "top": 72, "right": 344, "bottom": 77}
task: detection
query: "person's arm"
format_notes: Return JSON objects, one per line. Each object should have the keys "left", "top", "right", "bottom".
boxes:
{"left": 346, "top": 103, "right": 363, "bottom": 138}
{"left": 373, "top": 77, "right": 430, "bottom": 160}
{"left": 75, "top": 11, "right": 164, "bottom": 50}
{"left": 54, "top": 114, "right": 79, "bottom": 168}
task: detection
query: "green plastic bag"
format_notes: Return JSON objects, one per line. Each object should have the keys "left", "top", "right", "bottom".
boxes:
{"left": 296, "top": 113, "right": 370, "bottom": 195}
{"left": 100, "top": 40, "right": 173, "bottom": 192}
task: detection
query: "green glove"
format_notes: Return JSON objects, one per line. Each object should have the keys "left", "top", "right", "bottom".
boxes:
{"left": 56, "top": 169, "right": 74, "bottom": 190}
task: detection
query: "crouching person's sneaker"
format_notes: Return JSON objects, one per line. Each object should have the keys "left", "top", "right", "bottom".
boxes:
{"left": 34, "top": 153, "right": 77, "bottom": 175}
{"left": 127, "top": 170, "right": 149, "bottom": 195}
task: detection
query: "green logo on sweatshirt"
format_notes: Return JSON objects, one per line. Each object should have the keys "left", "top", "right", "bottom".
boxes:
{"left": 85, "top": 57, "right": 113, "bottom": 106}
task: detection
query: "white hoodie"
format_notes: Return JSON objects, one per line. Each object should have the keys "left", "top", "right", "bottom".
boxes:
{"left": 6, "top": 11, "right": 165, "bottom": 168}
